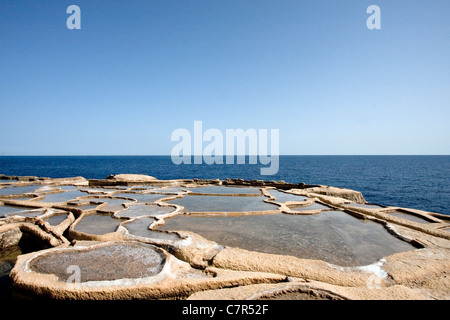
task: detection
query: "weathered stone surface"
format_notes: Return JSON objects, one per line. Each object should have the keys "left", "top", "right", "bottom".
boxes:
{"left": 211, "top": 247, "right": 372, "bottom": 287}
{"left": 0, "top": 227, "right": 22, "bottom": 249}
{"left": 1, "top": 174, "right": 449, "bottom": 300}
{"left": 188, "top": 280, "right": 428, "bottom": 300}
{"left": 301, "top": 186, "right": 366, "bottom": 203}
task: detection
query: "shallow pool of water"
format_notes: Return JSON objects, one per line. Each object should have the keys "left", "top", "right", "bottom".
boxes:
{"left": 0, "top": 205, "right": 36, "bottom": 217}
{"left": 158, "top": 211, "right": 415, "bottom": 266}
{"left": 113, "top": 193, "right": 167, "bottom": 203}
{"left": 28, "top": 242, "right": 165, "bottom": 282}
{"left": 67, "top": 203, "right": 101, "bottom": 211}
{"left": 288, "top": 203, "right": 332, "bottom": 211}
{"left": 45, "top": 214, "right": 69, "bottom": 226}
{"left": 56, "top": 185, "right": 79, "bottom": 191}
{"left": 74, "top": 214, "right": 125, "bottom": 235}
{"left": 116, "top": 204, "right": 175, "bottom": 218}
{"left": 123, "top": 217, "right": 183, "bottom": 241}
{"left": 388, "top": 210, "right": 435, "bottom": 224}
{"left": 38, "top": 190, "right": 88, "bottom": 203}
{"left": 0, "top": 180, "right": 18, "bottom": 184}
{"left": 187, "top": 186, "right": 262, "bottom": 195}
{"left": 267, "top": 189, "right": 308, "bottom": 202}
{"left": 83, "top": 197, "right": 132, "bottom": 212}
{"left": 167, "top": 195, "right": 279, "bottom": 213}
{"left": 0, "top": 185, "right": 39, "bottom": 196}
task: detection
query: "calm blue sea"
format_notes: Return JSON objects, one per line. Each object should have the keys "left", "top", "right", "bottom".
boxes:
{"left": 0, "top": 155, "right": 449, "bottom": 215}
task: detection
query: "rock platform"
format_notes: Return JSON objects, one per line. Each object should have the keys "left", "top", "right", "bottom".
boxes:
{"left": 1, "top": 174, "right": 449, "bottom": 300}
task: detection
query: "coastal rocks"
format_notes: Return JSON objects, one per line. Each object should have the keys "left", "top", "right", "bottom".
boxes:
{"left": 298, "top": 186, "right": 366, "bottom": 204}
{"left": 1, "top": 174, "right": 450, "bottom": 300}
{"left": 0, "top": 210, "right": 72, "bottom": 251}
{"left": 382, "top": 248, "right": 450, "bottom": 299}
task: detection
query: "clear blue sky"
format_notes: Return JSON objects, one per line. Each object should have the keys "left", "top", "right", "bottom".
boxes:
{"left": 1, "top": 0, "right": 449, "bottom": 155}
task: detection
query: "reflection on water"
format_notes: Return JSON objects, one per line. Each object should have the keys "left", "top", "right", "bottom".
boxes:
{"left": 158, "top": 211, "right": 415, "bottom": 266}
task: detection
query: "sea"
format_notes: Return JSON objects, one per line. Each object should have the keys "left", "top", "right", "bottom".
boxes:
{"left": 0, "top": 155, "right": 449, "bottom": 215}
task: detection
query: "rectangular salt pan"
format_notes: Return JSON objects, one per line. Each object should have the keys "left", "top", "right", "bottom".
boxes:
{"left": 0, "top": 185, "right": 39, "bottom": 196}
{"left": 187, "top": 186, "right": 262, "bottom": 195}
{"left": 158, "top": 211, "right": 415, "bottom": 267}
{"left": 267, "top": 189, "right": 308, "bottom": 202}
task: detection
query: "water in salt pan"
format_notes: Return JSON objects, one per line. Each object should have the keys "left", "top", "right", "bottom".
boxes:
{"left": 83, "top": 197, "right": 132, "bottom": 212}
{"left": 347, "top": 203, "right": 383, "bottom": 209}
{"left": 289, "top": 202, "right": 332, "bottom": 211}
{"left": 152, "top": 187, "right": 187, "bottom": 194}
{"left": 158, "top": 211, "right": 416, "bottom": 266}
{"left": 0, "top": 205, "right": 36, "bottom": 217}
{"left": 74, "top": 214, "right": 125, "bottom": 235}
{"left": 45, "top": 214, "right": 69, "bottom": 226}
{"left": 67, "top": 203, "right": 101, "bottom": 211}
{"left": 116, "top": 204, "right": 175, "bottom": 218}
{"left": 167, "top": 195, "right": 279, "bottom": 213}
{"left": 253, "top": 286, "right": 344, "bottom": 300}
{"left": 28, "top": 242, "right": 165, "bottom": 282}
{"left": 38, "top": 190, "right": 88, "bottom": 203}
{"left": 0, "top": 185, "right": 39, "bottom": 196}
{"left": 7, "top": 196, "right": 35, "bottom": 201}
{"left": 0, "top": 180, "right": 18, "bottom": 184}
{"left": 267, "top": 189, "right": 308, "bottom": 202}
{"left": 82, "top": 188, "right": 117, "bottom": 194}
{"left": 123, "top": 217, "right": 183, "bottom": 241}
{"left": 57, "top": 186, "right": 79, "bottom": 191}
{"left": 113, "top": 193, "right": 167, "bottom": 203}
{"left": 388, "top": 210, "right": 435, "bottom": 224}
{"left": 187, "top": 186, "right": 262, "bottom": 195}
